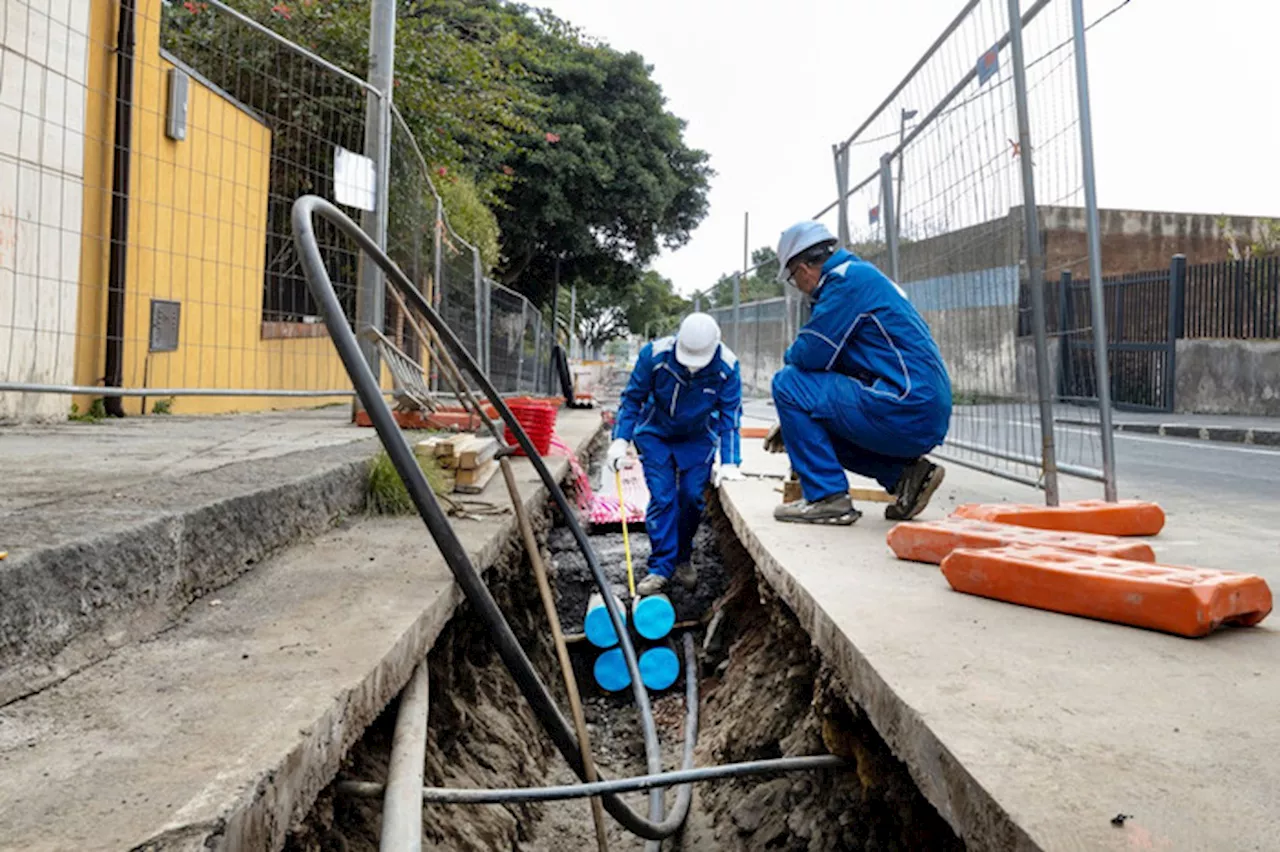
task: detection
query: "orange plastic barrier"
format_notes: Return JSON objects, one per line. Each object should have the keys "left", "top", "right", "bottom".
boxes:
{"left": 887, "top": 517, "right": 1156, "bottom": 565}
{"left": 940, "top": 545, "right": 1272, "bottom": 637}
{"left": 740, "top": 426, "right": 771, "bottom": 439}
{"left": 952, "top": 499, "right": 1165, "bottom": 537}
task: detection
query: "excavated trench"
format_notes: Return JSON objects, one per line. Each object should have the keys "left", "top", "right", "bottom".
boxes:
{"left": 288, "top": 466, "right": 963, "bottom": 851}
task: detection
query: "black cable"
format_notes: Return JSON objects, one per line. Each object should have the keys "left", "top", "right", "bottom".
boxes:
{"left": 291, "top": 196, "right": 673, "bottom": 839}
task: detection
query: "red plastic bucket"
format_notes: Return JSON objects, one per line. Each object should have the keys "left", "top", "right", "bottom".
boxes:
{"left": 504, "top": 401, "right": 556, "bottom": 456}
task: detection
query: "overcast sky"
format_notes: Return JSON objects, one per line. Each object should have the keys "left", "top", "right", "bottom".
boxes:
{"left": 537, "top": 0, "right": 1279, "bottom": 295}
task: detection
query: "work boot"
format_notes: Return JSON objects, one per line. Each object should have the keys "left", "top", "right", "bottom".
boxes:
{"left": 773, "top": 493, "right": 861, "bottom": 526}
{"left": 885, "top": 458, "right": 946, "bottom": 521}
{"left": 636, "top": 573, "right": 669, "bottom": 596}
{"left": 673, "top": 562, "right": 698, "bottom": 592}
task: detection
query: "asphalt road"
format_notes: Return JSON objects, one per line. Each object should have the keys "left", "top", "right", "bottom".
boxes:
{"left": 742, "top": 398, "right": 1280, "bottom": 508}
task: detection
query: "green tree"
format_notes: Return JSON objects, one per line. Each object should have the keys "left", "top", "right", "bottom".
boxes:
{"left": 488, "top": 31, "right": 712, "bottom": 304}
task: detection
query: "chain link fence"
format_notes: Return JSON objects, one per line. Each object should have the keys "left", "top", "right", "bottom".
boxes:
{"left": 0, "top": 0, "right": 551, "bottom": 422}
{"left": 706, "top": 0, "right": 1120, "bottom": 501}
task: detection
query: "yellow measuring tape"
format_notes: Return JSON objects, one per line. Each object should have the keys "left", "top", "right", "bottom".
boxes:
{"left": 615, "top": 469, "right": 636, "bottom": 598}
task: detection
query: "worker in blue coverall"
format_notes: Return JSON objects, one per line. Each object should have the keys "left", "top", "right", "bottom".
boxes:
{"left": 766, "top": 221, "right": 951, "bottom": 525}
{"left": 608, "top": 313, "right": 743, "bottom": 596}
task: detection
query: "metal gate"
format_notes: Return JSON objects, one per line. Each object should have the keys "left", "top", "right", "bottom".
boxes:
{"left": 1059, "top": 256, "right": 1186, "bottom": 412}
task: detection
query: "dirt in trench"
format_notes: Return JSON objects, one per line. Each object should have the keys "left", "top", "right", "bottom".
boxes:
{"left": 290, "top": 490, "right": 963, "bottom": 851}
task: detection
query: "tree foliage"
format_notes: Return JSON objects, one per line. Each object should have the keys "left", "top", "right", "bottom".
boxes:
{"left": 558, "top": 270, "right": 688, "bottom": 351}
{"left": 704, "top": 246, "right": 783, "bottom": 308}
{"left": 162, "top": 0, "right": 711, "bottom": 317}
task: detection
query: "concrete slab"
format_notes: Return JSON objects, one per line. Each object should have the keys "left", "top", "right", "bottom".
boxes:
{"left": 1, "top": 408, "right": 379, "bottom": 705}
{"left": 723, "top": 440, "right": 1279, "bottom": 852}
{"left": 0, "top": 409, "right": 605, "bottom": 852}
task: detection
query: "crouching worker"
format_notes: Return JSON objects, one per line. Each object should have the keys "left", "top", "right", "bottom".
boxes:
{"left": 608, "top": 313, "right": 743, "bottom": 596}
{"left": 768, "top": 221, "right": 951, "bottom": 525}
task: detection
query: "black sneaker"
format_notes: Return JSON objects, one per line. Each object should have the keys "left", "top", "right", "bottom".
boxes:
{"left": 885, "top": 459, "right": 945, "bottom": 521}
{"left": 774, "top": 493, "right": 862, "bottom": 526}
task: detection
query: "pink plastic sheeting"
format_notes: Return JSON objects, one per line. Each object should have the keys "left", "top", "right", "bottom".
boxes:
{"left": 587, "top": 461, "right": 649, "bottom": 525}
{"left": 546, "top": 431, "right": 648, "bottom": 524}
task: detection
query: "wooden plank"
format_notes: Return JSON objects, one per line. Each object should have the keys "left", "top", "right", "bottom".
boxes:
{"left": 454, "top": 460, "right": 499, "bottom": 493}
{"left": 456, "top": 437, "right": 498, "bottom": 470}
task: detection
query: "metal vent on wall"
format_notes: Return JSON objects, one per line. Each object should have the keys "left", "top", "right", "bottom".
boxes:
{"left": 150, "top": 299, "right": 181, "bottom": 352}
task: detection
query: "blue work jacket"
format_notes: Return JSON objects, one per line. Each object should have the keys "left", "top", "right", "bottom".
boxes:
{"left": 786, "top": 248, "right": 952, "bottom": 435}
{"left": 613, "top": 336, "right": 743, "bottom": 466}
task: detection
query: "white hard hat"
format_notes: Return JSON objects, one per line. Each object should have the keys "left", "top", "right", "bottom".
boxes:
{"left": 675, "top": 312, "right": 721, "bottom": 371}
{"left": 776, "top": 221, "right": 837, "bottom": 282}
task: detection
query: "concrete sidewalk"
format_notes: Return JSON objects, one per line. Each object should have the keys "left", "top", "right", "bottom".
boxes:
{"left": 1, "top": 408, "right": 379, "bottom": 704}
{"left": 729, "top": 440, "right": 1278, "bottom": 851}
{"left": 0, "top": 408, "right": 605, "bottom": 851}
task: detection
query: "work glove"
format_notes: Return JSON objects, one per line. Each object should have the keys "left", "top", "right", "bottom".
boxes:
{"left": 714, "top": 464, "right": 745, "bottom": 487}
{"left": 606, "top": 438, "right": 631, "bottom": 472}
{"left": 763, "top": 423, "right": 785, "bottom": 454}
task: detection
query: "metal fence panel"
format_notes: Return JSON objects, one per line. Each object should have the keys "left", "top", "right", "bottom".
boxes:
{"left": 0, "top": 1, "right": 559, "bottom": 421}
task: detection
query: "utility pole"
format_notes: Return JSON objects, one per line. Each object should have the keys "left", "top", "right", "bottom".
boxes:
{"left": 356, "top": 0, "right": 395, "bottom": 385}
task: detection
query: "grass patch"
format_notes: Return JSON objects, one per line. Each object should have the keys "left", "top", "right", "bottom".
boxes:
{"left": 151, "top": 398, "right": 174, "bottom": 415}
{"left": 69, "top": 399, "right": 107, "bottom": 423}
{"left": 367, "top": 444, "right": 452, "bottom": 515}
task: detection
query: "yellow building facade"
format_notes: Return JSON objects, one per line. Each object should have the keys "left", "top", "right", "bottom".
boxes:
{"left": 74, "top": 0, "right": 378, "bottom": 416}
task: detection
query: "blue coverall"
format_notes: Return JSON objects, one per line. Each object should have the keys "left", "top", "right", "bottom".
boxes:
{"left": 772, "top": 248, "right": 952, "bottom": 503}
{"left": 613, "top": 337, "right": 743, "bottom": 579}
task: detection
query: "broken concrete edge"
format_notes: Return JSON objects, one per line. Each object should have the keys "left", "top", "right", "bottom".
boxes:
{"left": 166, "top": 419, "right": 608, "bottom": 852}
{"left": 0, "top": 442, "right": 377, "bottom": 707}
{"left": 1056, "top": 417, "right": 1280, "bottom": 446}
{"left": 715, "top": 485, "right": 1040, "bottom": 852}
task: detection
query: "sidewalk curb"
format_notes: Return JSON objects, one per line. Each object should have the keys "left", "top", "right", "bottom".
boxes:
{"left": 1058, "top": 418, "right": 1280, "bottom": 447}
{"left": 0, "top": 440, "right": 376, "bottom": 707}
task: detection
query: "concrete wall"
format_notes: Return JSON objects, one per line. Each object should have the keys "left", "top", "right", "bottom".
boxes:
{"left": 1175, "top": 339, "right": 1280, "bottom": 417}
{"left": 0, "top": 0, "right": 92, "bottom": 421}
{"left": 1040, "top": 206, "right": 1268, "bottom": 278}
{"left": 908, "top": 266, "right": 1025, "bottom": 401}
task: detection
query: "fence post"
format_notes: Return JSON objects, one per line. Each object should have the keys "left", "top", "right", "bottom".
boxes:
{"left": 1009, "top": 0, "right": 1060, "bottom": 506}
{"left": 833, "top": 144, "right": 850, "bottom": 249}
{"left": 473, "top": 251, "right": 487, "bottom": 374}
{"left": 731, "top": 273, "right": 742, "bottom": 352}
{"left": 516, "top": 300, "right": 528, "bottom": 393}
{"left": 569, "top": 284, "right": 577, "bottom": 360}
{"left": 753, "top": 302, "right": 762, "bottom": 393}
{"left": 1166, "top": 254, "right": 1186, "bottom": 412}
{"left": 356, "top": 0, "right": 396, "bottom": 381}
{"left": 879, "top": 153, "right": 900, "bottom": 282}
{"left": 1070, "top": 0, "right": 1117, "bottom": 501}
{"left": 532, "top": 309, "right": 543, "bottom": 396}
{"left": 429, "top": 196, "right": 444, "bottom": 393}
{"left": 1058, "top": 270, "right": 1072, "bottom": 399}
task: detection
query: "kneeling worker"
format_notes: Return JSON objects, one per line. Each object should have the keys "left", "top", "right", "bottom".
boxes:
{"left": 768, "top": 221, "right": 951, "bottom": 525}
{"left": 608, "top": 313, "right": 743, "bottom": 595}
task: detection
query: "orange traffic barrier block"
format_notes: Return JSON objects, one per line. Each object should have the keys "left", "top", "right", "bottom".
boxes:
{"left": 887, "top": 517, "right": 1156, "bottom": 565}
{"left": 952, "top": 499, "right": 1165, "bottom": 537}
{"left": 940, "top": 545, "right": 1272, "bottom": 637}
{"left": 741, "top": 426, "right": 771, "bottom": 439}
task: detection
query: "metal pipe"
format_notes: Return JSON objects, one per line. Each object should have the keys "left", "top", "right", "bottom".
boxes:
{"left": 381, "top": 661, "right": 429, "bottom": 852}
{"left": 0, "top": 383, "right": 364, "bottom": 397}
{"left": 291, "top": 196, "right": 675, "bottom": 840}
{"left": 103, "top": 0, "right": 137, "bottom": 418}
{"left": 337, "top": 755, "right": 848, "bottom": 804}
{"left": 1007, "top": 0, "right": 1061, "bottom": 507}
{"left": 1071, "top": 0, "right": 1118, "bottom": 502}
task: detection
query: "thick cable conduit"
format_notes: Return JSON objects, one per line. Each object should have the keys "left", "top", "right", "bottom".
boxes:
{"left": 291, "top": 196, "right": 675, "bottom": 839}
